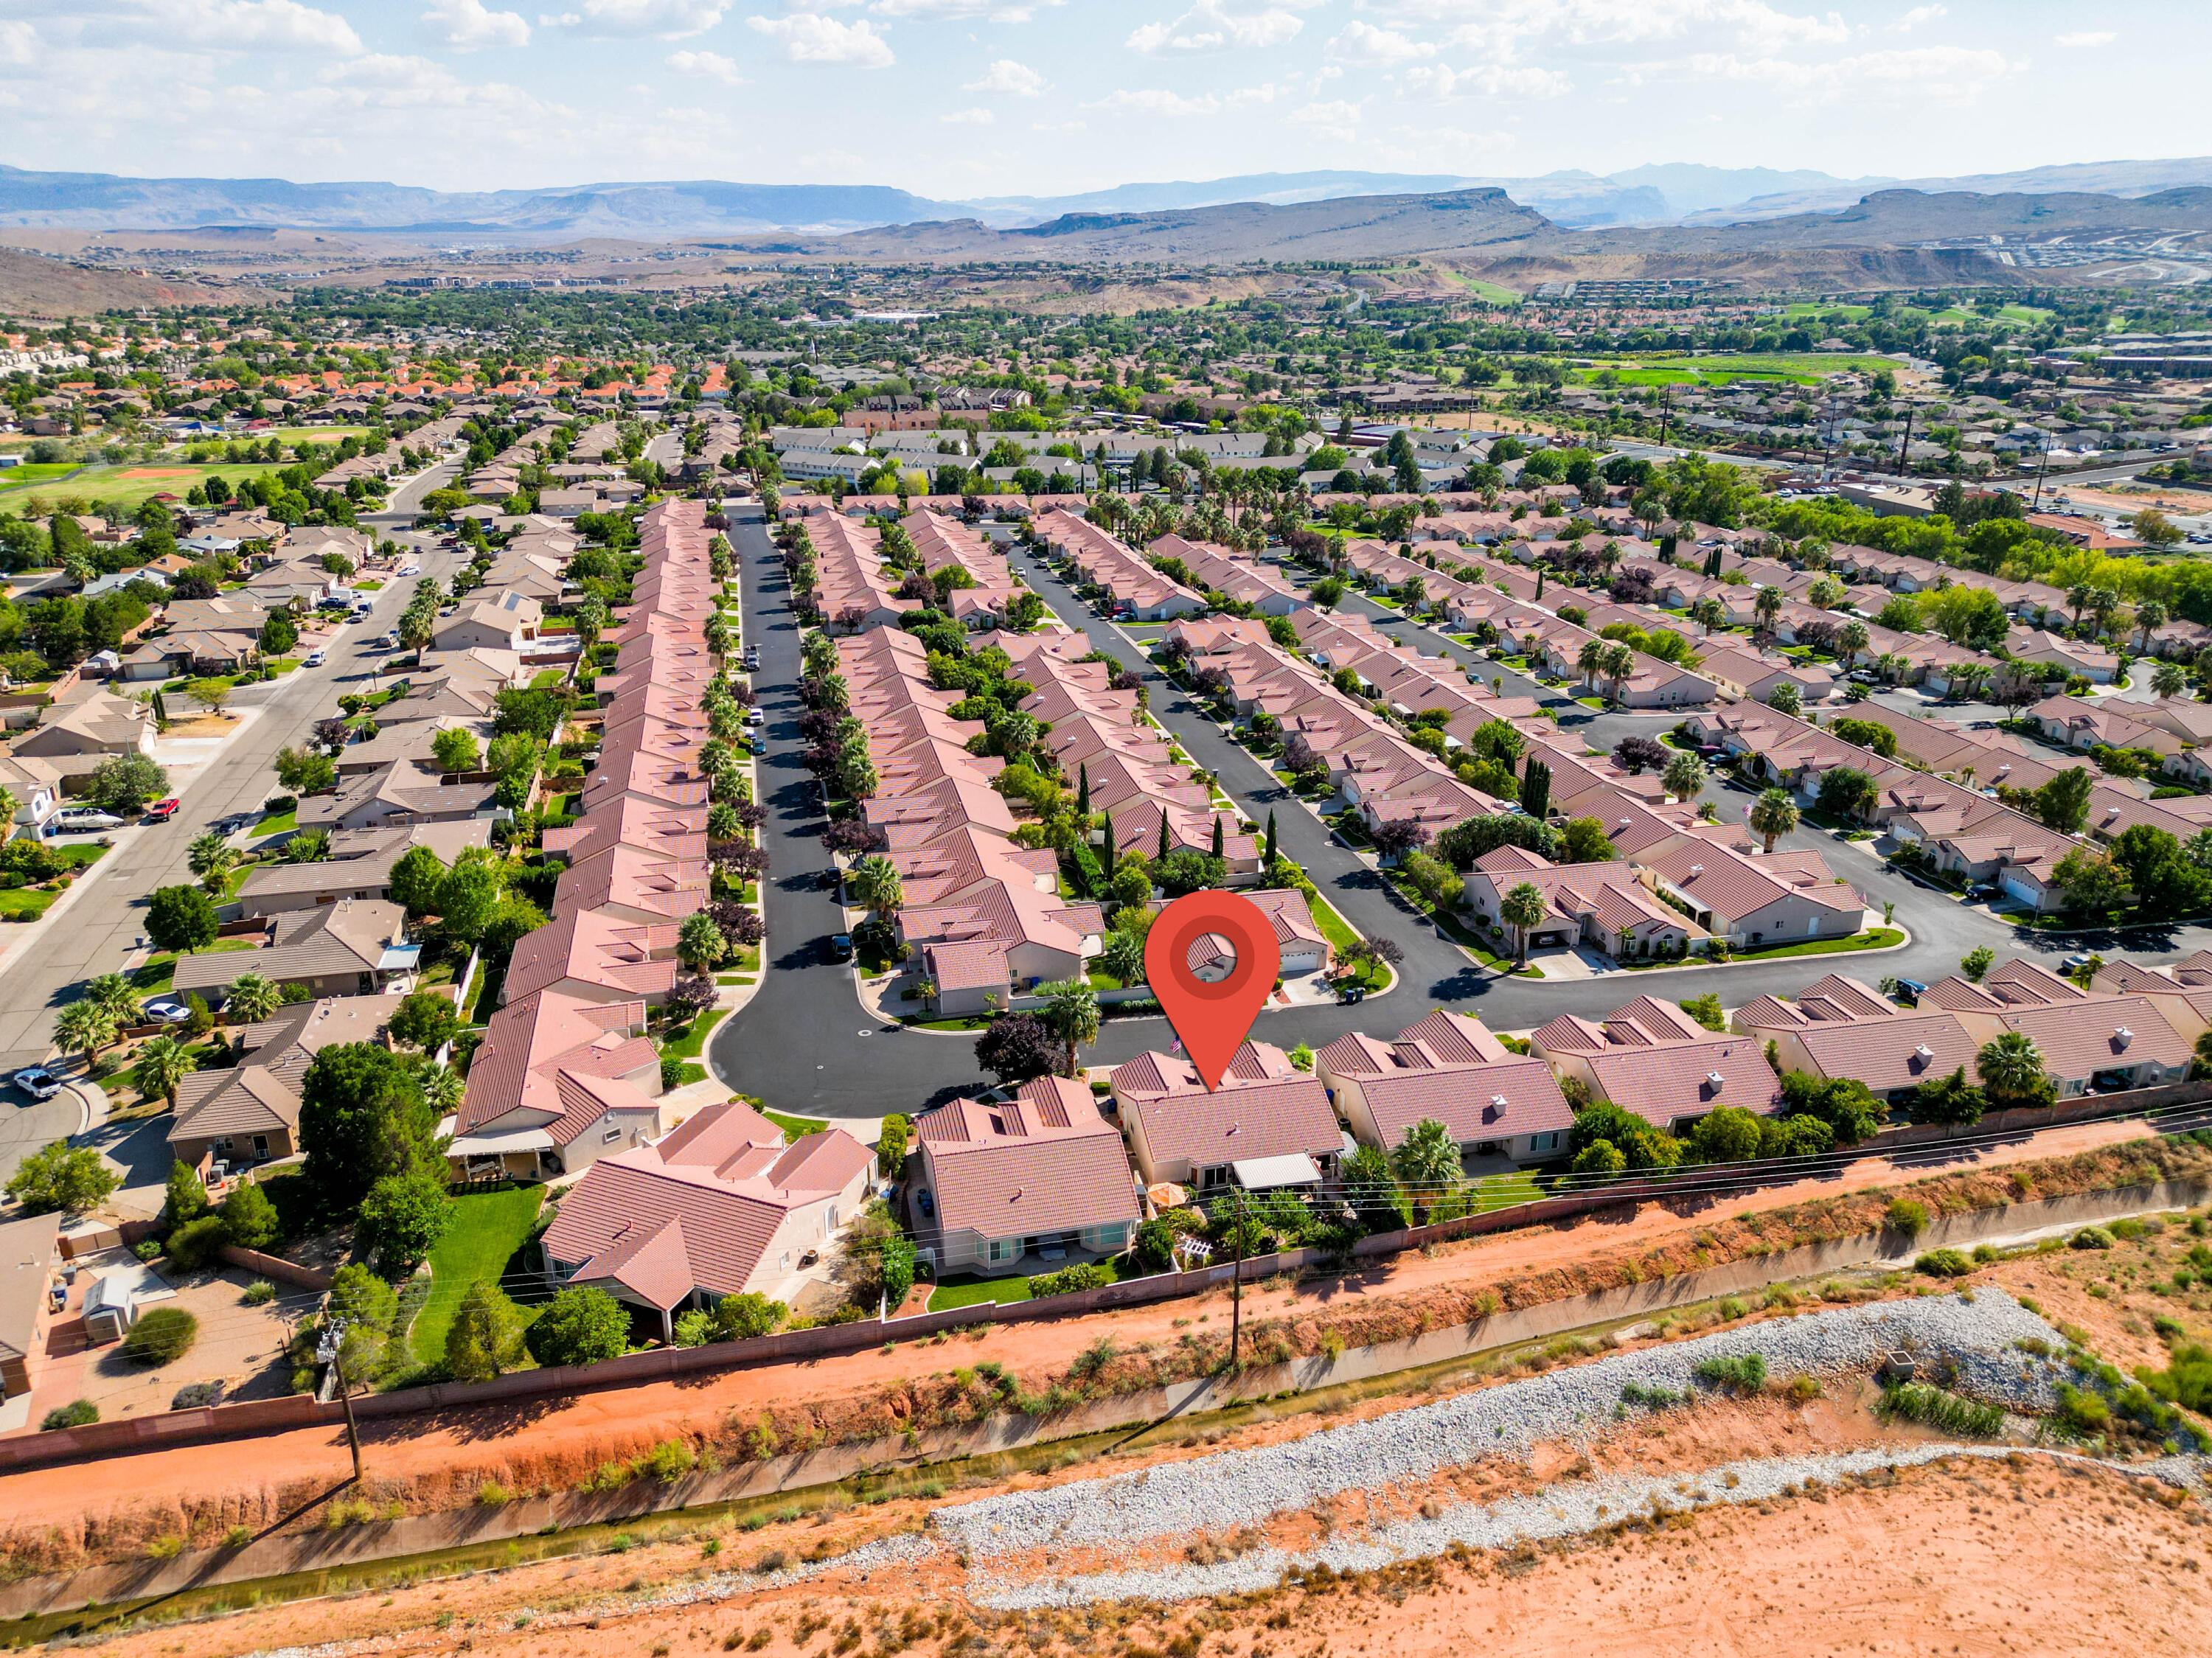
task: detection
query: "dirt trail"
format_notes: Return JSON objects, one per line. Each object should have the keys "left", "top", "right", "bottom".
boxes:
{"left": 0, "top": 1114, "right": 2154, "bottom": 1536}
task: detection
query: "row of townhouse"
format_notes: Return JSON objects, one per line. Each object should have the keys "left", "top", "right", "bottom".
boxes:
{"left": 904, "top": 927, "right": 2212, "bottom": 1283}
{"left": 429, "top": 498, "right": 882, "bottom": 1342}
{"left": 807, "top": 507, "right": 1027, "bottom": 633}
{"left": 1674, "top": 703, "right": 2091, "bottom": 911}
{"left": 1032, "top": 508, "right": 1207, "bottom": 619}
{"left": 1735, "top": 958, "right": 2197, "bottom": 1105}
{"left": 1147, "top": 534, "right": 1309, "bottom": 615}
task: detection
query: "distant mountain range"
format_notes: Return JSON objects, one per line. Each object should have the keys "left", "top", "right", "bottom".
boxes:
{"left": 4, "top": 157, "right": 2212, "bottom": 239}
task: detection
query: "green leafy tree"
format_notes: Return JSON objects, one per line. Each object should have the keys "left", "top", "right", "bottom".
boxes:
{"left": 431, "top": 727, "right": 481, "bottom": 774}
{"left": 88, "top": 753, "right": 167, "bottom": 813}
{"left": 163, "top": 1158, "right": 209, "bottom": 1227}
{"left": 388, "top": 845, "right": 448, "bottom": 917}
{"left": 524, "top": 1286, "right": 630, "bottom": 1368}
{"left": 1686, "top": 1106, "right": 1764, "bottom": 1163}
{"left": 1960, "top": 946, "right": 1994, "bottom": 983}
{"left": 445, "top": 1279, "right": 526, "bottom": 1382}
{"left": 328, "top": 1262, "right": 399, "bottom": 1333}
{"left": 389, "top": 989, "right": 461, "bottom": 1053}
{"left": 298, "top": 1043, "right": 437, "bottom": 1210}
{"left": 358, "top": 1172, "right": 451, "bottom": 1270}
{"left": 2032, "top": 767, "right": 2094, "bottom": 835}
{"left": 1913, "top": 1065, "right": 1987, "bottom": 1130}
{"left": 220, "top": 1179, "right": 281, "bottom": 1249}
{"left": 5, "top": 1143, "right": 119, "bottom": 1215}
{"left": 434, "top": 859, "right": 503, "bottom": 946}
{"left": 145, "top": 885, "right": 219, "bottom": 953}
{"left": 712, "top": 1292, "right": 786, "bottom": 1340}
{"left": 876, "top": 1112, "right": 910, "bottom": 1177}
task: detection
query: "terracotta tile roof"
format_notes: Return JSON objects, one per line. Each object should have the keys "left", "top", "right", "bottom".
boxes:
{"left": 1789, "top": 1009, "right": 1980, "bottom": 1096}
{"left": 1119, "top": 1073, "right": 1340, "bottom": 1171}
{"left": 1582, "top": 1035, "right": 1783, "bottom": 1126}
{"left": 1990, "top": 995, "right": 2191, "bottom": 1081}
{"left": 914, "top": 1076, "right": 1139, "bottom": 1241}
{"left": 457, "top": 988, "right": 658, "bottom": 1138}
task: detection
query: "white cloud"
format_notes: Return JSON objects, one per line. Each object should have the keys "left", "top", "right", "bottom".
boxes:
{"left": 1128, "top": 1, "right": 1306, "bottom": 55}
{"left": 1329, "top": 21, "right": 1434, "bottom": 63}
{"left": 941, "top": 105, "right": 992, "bottom": 122}
{"left": 1891, "top": 4, "right": 1944, "bottom": 29}
{"left": 0, "top": 19, "right": 37, "bottom": 69}
{"left": 746, "top": 10, "right": 895, "bottom": 64}
{"left": 540, "top": 0, "right": 728, "bottom": 35}
{"left": 420, "top": 0, "right": 531, "bottom": 48}
{"left": 2054, "top": 29, "right": 2113, "bottom": 47}
{"left": 1675, "top": 42, "right": 2015, "bottom": 100}
{"left": 131, "top": 0, "right": 363, "bottom": 53}
{"left": 872, "top": 0, "right": 1059, "bottom": 17}
{"left": 1402, "top": 60, "right": 1571, "bottom": 98}
{"left": 667, "top": 47, "right": 747, "bottom": 81}
{"left": 1393, "top": 0, "right": 1851, "bottom": 58}
{"left": 964, "top": 58, "right": 1046, "bottom": 94}
{"left": 1085, "top": 80, "right": 1284, "bottom": 116}
{"left": 1287, "top": 97, "right": 1361, "bottom": 140}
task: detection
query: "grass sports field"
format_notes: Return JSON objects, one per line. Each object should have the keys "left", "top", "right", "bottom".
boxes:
{"left": 0, "top": 461, "right": 298, "bottom": 514}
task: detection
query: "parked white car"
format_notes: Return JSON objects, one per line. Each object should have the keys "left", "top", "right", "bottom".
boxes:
{"left": 13, "top": 1067, "right": 60, "bottom": 1101}
{"left": 304, "top": 648, "right": 327, "bottom": 667}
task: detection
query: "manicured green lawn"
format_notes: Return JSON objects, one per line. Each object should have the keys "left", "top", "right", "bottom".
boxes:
{"left": 662, "top": 1009, "right": 727, "bottom": 1062}
{"left": 529, "top": 668, "right": 567, "bottom": 689}
{"left": 928, "top": 1275, "right": 1030, "bottom": 1312}
{"left": 412, "top": 1186, "right": 546, "bottom": 1361}
{"left": 256, "top": 807, "right": 298, "bottom": 838}
{"left": 1732, "top": 926, "right": 1905, "bottom": 962}
{"left": 464, "top": 961, "right": 505, "bottom": 1025}
{"left": 3, "top": 461, "right": 296, "bottom": 515}
{"left": 1462, "top": 1171, "right": 1543, "bottom": 1213}
{"left": 131, "top": 936, "right": 256, "bottom": 995}
{"left": 765, "top": 1110, "right": 827, "bottom": 1143}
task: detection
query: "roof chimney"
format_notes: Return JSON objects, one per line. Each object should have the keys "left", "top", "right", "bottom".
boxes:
{"left": 1491, "top": 1093, "right": 1508, "bottom": 1109}
{"left": 2115, "top": 1026, "right": 2132, "bottom": 1049}
{"left": 1706, "top": 1070, "right": 1725, "bottom": 1090}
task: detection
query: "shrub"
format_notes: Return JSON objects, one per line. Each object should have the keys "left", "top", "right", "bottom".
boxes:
{"left": 1027, "top": 1261, "right": 1115, "bottom": 1298}
{"left": 220, "top": 1180, "right": 281, "bottom": 1250}
{"left": 242, "top": 1280, "right": 276, "bottom": 1306}
{"left": 1879, "top": 1382, "right": 2004, "bottom": 1437}
{"left": 1915, "top": 1248, "right": 1975, "bottom": 1279}
{"left": 123, "top": 1307, "right": 200, "bottom": 1365}
{"left": 639, "top": 1439, "right": 698, "bottom": 1484}
{"left": 1786, "top": 1374, "right": 1823, "bottom": 1404}
{"left": 476, "top": 1482, "right": 513, "bottom": 1507}
{"left": 165, "top": 1214, "right": 229, "bottom": 1272}
{"left": 524, "top": 1286, "right": 630, "bottom": 1368}
{"left": 2056, "top": 1382, "right": 2111, "bottom": 1435}
{"left": 2069, "top": 1226, "right": 2116, "bottom": 1251}
{"left": 41, "top": 1399, "right": 97, "bottom": 1431}
{"left": 170, "top": 1381, "right": 224, "bottom": 1409}
{"left": 1691, "top": 1353, "right": 1768, "bottom": 1393}
{"left": 1885, "top": 1198, "right": 1930, "bottom": 1239}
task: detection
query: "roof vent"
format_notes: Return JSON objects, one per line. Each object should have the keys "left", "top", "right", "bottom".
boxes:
{"left": 1706, "top": 1070, "right": 1726, "bottom": 1090}
{"left": 1491, "top": 1093, "right": 1509, "bottom": 1109}
{"left": 1688, "top": 864, "right": 1703, "bottom": 877}
{"left": 1914, "top": 1044, "right": 1935, "bottom": 1063}
{"left": 2115, "top": 1026, "right": 2133, "bottom": 1048}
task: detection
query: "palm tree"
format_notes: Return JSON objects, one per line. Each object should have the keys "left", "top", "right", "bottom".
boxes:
{"left": 1747, "top": 787, "right": 1799, "bottom": 853}
{"left": 573, "top": 595, "right": 608, "bottom": 654}
{"left": 187, "top": 831, "right": 238, "bottom": 896}
{"left": 1975, "top": 1031, "right": 2047, "bottom": 1107}
{"left": 1662, "top": 749, "right": 1706, "bottom": 803}
{"left": 223, "top": 971, "right": 282, "bottom": 1026}
{"left": 422, "top": 1065, "right": 465, "bottom": 1116}
{"left": 2087, "top": 586, "right": 2121, "bottom": 640}
{"left": 131, "top": 1036, "right": 192, "bottom": 1110}
{"left": 55, "top": 1000, "right": 117, "bottom": 1066}
{"left": 1039, "top": 977, "right": 1101, "bottom": 1078}
{"left": 1599, "top": 643, "right": 1635, "bottom": 705}
{"left": 1753, "top": 585, "right": 1784, "bottom": 643}
{"left": 2153, "top": 661, "right": 2188, "bottom": 700}
{"left": 1837, "top": 619, "right": 1870, "bottom": 667}
{"left": 0, "top": 784, "right": 18, "bottom": 837}
{"left": 1499, "top": 880, "right": 1547, "bottom": 967}
{"left": 1576, "top": 638, "right": 1605, "bottom": 691}
{"left": 1688, "top": 597, "right": 1725, "bottom": 632}
{"left": 847, "top": 854, "right": 903, "bottom": 922}
{"left": 2066, "top": 582, "right": 2093, "bottom": 630}
{"left": 85, "top": 972, "right": 142, "bottom": 1029}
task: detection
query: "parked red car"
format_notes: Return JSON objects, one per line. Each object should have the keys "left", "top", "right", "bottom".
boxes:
{"left": 142, "top": 796, "right": 181, "bottom": 823}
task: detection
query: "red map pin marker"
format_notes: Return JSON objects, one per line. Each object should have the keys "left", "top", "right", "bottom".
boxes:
{"left": 1144, "top": 889, "right": 1281, "bottom": 1093}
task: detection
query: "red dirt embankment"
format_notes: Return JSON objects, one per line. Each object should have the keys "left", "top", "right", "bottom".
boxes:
{"left": 0, "top": 1114, "right": 2174, "bottom": 1573}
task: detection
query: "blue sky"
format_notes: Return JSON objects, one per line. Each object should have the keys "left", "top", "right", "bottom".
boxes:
{"left": 0, "top": 1, "right": 2200, "bottom": 199}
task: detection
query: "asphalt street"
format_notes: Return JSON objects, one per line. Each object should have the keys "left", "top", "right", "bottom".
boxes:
{"left": 708, "top": 515, "right": 2080, "bottom": 1118}
{"left": 0, "top": 484, "right": 470, "bottom": 1184}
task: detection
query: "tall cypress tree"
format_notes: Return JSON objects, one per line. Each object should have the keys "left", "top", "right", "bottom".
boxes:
{"left": 1100, "top": 807, "right": 1115, "bottom": 862}
{"left": 1523, "top": 758, "right": 1551, "bottom": 821}
{"left": 1156, "top": 812, "right": 1170, "bottom": 863}
{"left": 1264, "top": 809, "right": 1278, "bottom": 865}
{"left": 1077, "top": 762, "right": 1090, "bottom": 816}
{"left": 1211, "top": 814, "right": 1225, "bottom": 857}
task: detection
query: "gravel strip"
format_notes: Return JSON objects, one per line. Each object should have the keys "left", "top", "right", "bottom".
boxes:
{"left": 970, "top": 1442, "right": 2208, "bottom": 1611}
{"left": 934, "top": 1291, "right": 2063, "bottom": 1561}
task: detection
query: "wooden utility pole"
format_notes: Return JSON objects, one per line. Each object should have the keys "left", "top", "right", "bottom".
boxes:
{"left": 319, "top": 1321, "right": 364, "bottom": 1483}
{"left": 1896, "top": 408, "right": 1915, "bottom": 476}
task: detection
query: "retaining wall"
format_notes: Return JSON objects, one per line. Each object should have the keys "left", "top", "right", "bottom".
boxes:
{"left": 218, "top": 1246, "right": 332, "bottom": 1292}
{"left": 2, "top": 1175, "right": 2201, "bottom": 1626}
{"left": 2, "top": 1088, "right": 2202, "bottom": 1474}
